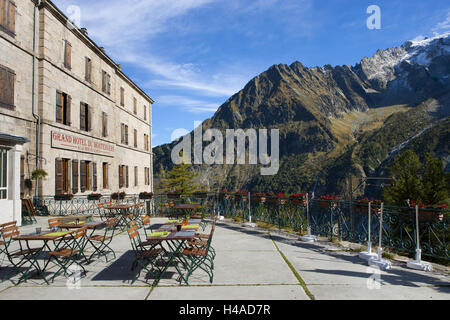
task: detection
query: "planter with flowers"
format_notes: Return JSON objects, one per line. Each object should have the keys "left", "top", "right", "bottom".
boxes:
{"left": 54, "top": 193, "right": 73, "bottom": 201}
{"left": 218, "top": 190, "right": 231, "bottom": 200}
{"left": 290, "top": 193, "right": 307, "bottom": 206}
{"left": 354, "top": 198, "right": 382, "bottom": 214}
{"left": 318, "top": 195, "right": 340, "bottom": 209}
{"left": 410, "top": 201, "right": 447, "bottom": 222}
{"left": 193, "top": 190, "right": 208, "bottom": 199}
{"left": 139, "top": 192, "right": 154, "bottom": 200}
{"left": 251, "top": 192, "right": 266, "bottom": 204}
{"left": 234, "top": 190, "right": 248, "bottom": 202}
{"left": 111, "top": 192, "right": 126, "bottom": 200}
{"left": 87, "top": 193, "right": 103, "bottom": 201}
{"left": 167, "top": 190, "right": 182, "bottom": 199}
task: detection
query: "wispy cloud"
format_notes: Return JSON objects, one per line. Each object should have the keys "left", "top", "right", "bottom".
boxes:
{"left": 156, "top": 95, "right": 220, "bottom": 114}
{"left": 432, "top": 11, "right": 450, "bottom": 35}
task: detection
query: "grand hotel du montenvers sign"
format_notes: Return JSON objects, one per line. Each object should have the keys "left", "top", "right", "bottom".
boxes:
{"left": 51, "top": 131, "right": 115, "bottom": 157}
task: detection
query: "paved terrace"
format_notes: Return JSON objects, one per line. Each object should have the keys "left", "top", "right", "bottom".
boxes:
{"left": 0, "top": 217, "right": 449, "bottom": 300}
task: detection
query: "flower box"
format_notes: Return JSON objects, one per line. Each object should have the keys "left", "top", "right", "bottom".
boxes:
{"left": 87, "top": 193, "right": 103, "bottom": 201}
{"left": 54, "top": 194, "right": 73, "bottom": 201}
{"left": 251, "top": 193, "right": 266, "bottom": 204}
{"left": 193, "top": 191, "right": 208, "bottom": 199}
{"left": 139, "top": 192, "right": 154, "bottom": 200}
{"left": 111, "top": 192, "right": 126, "bottom": 200}
{"left": 167, "top": 191, "right": 182, "bottom": 199}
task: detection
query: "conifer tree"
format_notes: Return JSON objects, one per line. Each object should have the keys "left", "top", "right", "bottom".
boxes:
{"left": 160, "top": 152, "right": 199, "bottom": 193}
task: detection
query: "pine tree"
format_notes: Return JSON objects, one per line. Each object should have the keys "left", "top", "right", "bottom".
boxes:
{"left": 420, "top": 153, "right": 448, "bottom": 205}
{"left": 383, "top": 150, "right": 423, "bottom": 206}
{"left": 160, "top": 152, "right": 199, "bottom": 193}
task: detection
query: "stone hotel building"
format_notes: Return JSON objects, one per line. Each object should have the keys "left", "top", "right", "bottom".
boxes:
{"left": 0, "top": 0, "right": 154, "bottom": 224}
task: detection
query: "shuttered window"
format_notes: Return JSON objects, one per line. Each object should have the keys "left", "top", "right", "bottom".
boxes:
{"left": 134, "top": 129, "right": 137, "bottom": 148}
{"left": 102, "top": 70, "right": 111, "bottom": 95}
{"left": 80, "top": 103, "right": 90, "bottom": 132}
{"left": 134, "top": 166, "right": 138, "bottom": 187}
{"left": 124, "top": 125, "right": 129, "bottom": 145}
{"left": 0, "top": 0, "right": 16, "bottom": 36}
{"left": 92, "top": 162, "right": 97, "bottom": 191}
{"left": 133, "top": 97, "right": 137, "bottom": 114}
{"left": 102, "top": 112, "right": 108, "bottom": 137}
{"left": 118, "top": 165, "right": 124, "bottom": 188}
{"left": 102, "top": 162, "right": 108, "bottom": 189}
{"left": 64, "top": 40, "right": 72, "bottom": 70}
{"left": 120, "top": 87, "right": 125, "bottom": 106}
{"left": 72, "top": 160, "right": 78, "bottom": 194}
{"left": 56, "top": 91, "right": 71, "bottom": 125}
{"left": 144, "top": 105, "right": 147, "bottom": 121}
{"left": 0, "top": 65, "right": 15, "bottom": 110}
{"left": 80, "top": 161, "right": 90, "bottom": 193}
{"left": 55, "top": 159, "right": 69, "bottom": 195}
{"left": 85, "top": 57, "right": 92, "bottom": 82}
{"left": 125, "top": 166, "right": 129, "bottom": 188}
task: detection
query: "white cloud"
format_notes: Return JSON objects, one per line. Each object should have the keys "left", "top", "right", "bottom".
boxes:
{"left": 432, "top": 11, "right": 450, "bottom": 35}
{"left": 157, "top": 95, "right": 220, "bottom": 114}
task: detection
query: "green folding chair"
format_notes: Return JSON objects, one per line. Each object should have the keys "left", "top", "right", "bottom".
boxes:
{"left": 180, "top": 223, "right": 216, "bottom": 285}
{"left": 1, "top": 226, "right": 42, "bottom": 284}
{"left": 87, "top": 217, "right": 117, "bottom": 262}
{"left": 127, "top": 224, "right": 164, "bottom": 284}
{"left": 48, "top": 227, "right": 88, "bottom": 283}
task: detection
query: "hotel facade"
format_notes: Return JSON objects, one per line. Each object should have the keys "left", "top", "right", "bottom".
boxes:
{"left": 0, "top": 0, "right": 154, "bottom": 224}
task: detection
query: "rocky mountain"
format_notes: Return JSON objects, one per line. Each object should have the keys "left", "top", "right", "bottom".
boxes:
{"left": 153, "top": 33, "right": 450, "bottom": 197}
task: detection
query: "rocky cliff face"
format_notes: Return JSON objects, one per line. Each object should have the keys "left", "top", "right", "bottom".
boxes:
{"left": 153, "top": 33, "right": 450, "bottom": 195}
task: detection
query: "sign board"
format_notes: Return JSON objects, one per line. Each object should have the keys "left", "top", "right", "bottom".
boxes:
{"left": 51, "top": 131, "right": 115, "bottom": 157}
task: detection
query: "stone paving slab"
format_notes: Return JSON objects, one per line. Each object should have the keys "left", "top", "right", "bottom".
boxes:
{"left": 149, "top": 284, "right": 309, "bottom": 300}
{"left": 0, "top": 217, "right": 448, "bottom": 300}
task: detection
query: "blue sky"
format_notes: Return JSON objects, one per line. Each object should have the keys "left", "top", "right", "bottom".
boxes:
{"left": 52, "top": 0, "right": 450, "bottom": 146}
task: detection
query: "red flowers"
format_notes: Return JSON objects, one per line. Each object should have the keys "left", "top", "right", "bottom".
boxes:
{"left": 320, "top": 195, "right": 339, "bottom": 200}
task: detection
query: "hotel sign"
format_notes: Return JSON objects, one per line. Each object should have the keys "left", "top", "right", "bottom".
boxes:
{"left": 51, "top": 131, "right": 115, "bottom": 157}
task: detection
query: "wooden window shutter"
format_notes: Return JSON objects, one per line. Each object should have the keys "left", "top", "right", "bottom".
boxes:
{"left": 20, "top": 156, "right": 24, "bottom": 197}
{"left": 8, "top": 1, "right": 15, "bottom": 34}
{"left": 87, "top": 105, "right": 92, "bottom": 132}
{"left": 125, "top": 166, "right": 129, "bottom": 188}
{"left": 66, "top": 95, "right": 72, "bottom": 126}
{"left": 101, "top": 71, "right": 106, "bottom": 92}
{"left": 80, "top": 161, "right": 86, "bottom": 192}
{"left": 0, "top": 0, "right": 5, "bottom": 27}
{"left": 144, "top": 105, "right": 147, "bottom": 120}
{"left": 134, "top": 166, "right": 138, "bottom": 187}
{"left": 125, "top": 125, "right": 128, "bottom": 145}
{"left": 107, "top": 74, "right": 111, "bottom": 94}
{"left": 72, "top": 160, "right": 79, "bottom": 194}
{"left": 80, "top": 103, "right": 86, "bottom": 131}
{"left": 102, "top": 112, "right": 108, "bottom": 137}
{"left": 56, "top": 91, "right": 63, "bottom": 123}
{"left": 118, "top": 165, "right": 123, "bottom": 188}
{"left": 55, "top": 159, "right": 63, "bottom": 195}
{"left": 120, "top": 87, "right": 124, "bottom": 106}
{"left": 0, "top": 67, "right": 15, "bottom": 109}
{"left": 134, "top": 129, "right": 137, "bottom": 148}
{"left": 133, "top": 97, "right": 137, "bottom": 114}
{"left": 64, "top": 41, "right": 72, "bottom": 69}
{"left": 0, "top": 67, "right": 4, "bottom": 104}
{"left": 93, "top": 162, "right": 97, "bottom": 191}
{"left": 85, "top": 57, "right": 91, "bottom": 82}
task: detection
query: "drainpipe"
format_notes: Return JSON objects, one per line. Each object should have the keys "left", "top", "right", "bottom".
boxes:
{"left": 32, "top": 0, "right": 41, "bottom": 198}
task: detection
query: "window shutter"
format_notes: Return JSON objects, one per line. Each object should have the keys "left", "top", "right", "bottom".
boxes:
{"left": 85, "top": 57, "right": 91, "bottom": 82}
{"left": 8, "top": 1, "right": 15, "bottom": 34}
{"left": 4, "top": 68, "right": 14, "bottom": 107}
{"left": 102, "top": 112, "right": 108, "bottom": 137}
{"left": 55, "top": 159, "right": 63, "bottom": 195}
{"left": 125, "top": 125, "right": 129, "bottom": 145}
{"left": 56, "top": 91, "right": 63, "bottom": 123}
{"left": 134, "top": 166, "right": 138, "bottom": 187}
{"left": 72, "top": 160, "right": 78, "bottom": 194}
{"left": 107, "top": 74, "right": 111, "bottom": 94}
{"left": 80, "top": 103, "right": 86, "bottom": 131}
{"left": 0, "top": 68, "right": 4, "bottom": 103}
{"left": 80, "top": 161, "right": 86, "bottom": 193}
{"left": 64, "top": 41, "right": 72, "bottom": 69}
{"left": 133, "top": 97, "right": 137, "bottom": 114}
{"left": 93, "top": 162, "right": 97, "bottom": 191}
{"left": 66, "top": 95, "right": 72, "bottom": 125}
{"left": 120, "top": 87, "right": 124, "bottom": 106}
{"left": 118, "top": 165, "right": 123, "bottom": 188}
{"left": 125, "top": 166, "right": 129, "bottom": 188}
{"left": 134, "top": 129, "right": 137, "bottom": 148}
{"left": 0, "top": 0, "right": 5, "bottom": 27}
{"left": 87, "top": 105, "right": 92, "bottom": 132}
{"left": 144, "top": 105, "right": 147, "bottom": 120}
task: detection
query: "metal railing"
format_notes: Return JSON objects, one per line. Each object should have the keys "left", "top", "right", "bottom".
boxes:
{"left": 32, "top": 192, "right": 449, "bottom": 261}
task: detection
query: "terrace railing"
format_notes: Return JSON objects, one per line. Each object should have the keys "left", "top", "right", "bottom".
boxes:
{"left": 32, "top": 192, "right": 449, "bottom": 261}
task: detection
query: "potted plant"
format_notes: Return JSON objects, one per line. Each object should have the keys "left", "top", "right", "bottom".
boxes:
{"left": 87, "top": 193, "right": 103, "bottom": 201}
{"left": 251, "top": 192, "right": 266, "bottom": 204}
{"left": 410, "top": 201, "right": 446, "bottom": 222}
{"left": 31, "top": 169, "right": 48, "bottom": 181}
{"left": 193, "top": 190, "right": 208, "bottom": 199}
{"left": 139, "top": 192, "right": 154, "bottom": 200}
{"left": 111, "top": 191, "right": 126, "bottom": 200}
{"left": 290, "top": 193, "right": 307, "bottom": 206}
{"left": 218, "top": 190, "right": 230, "bottom": 200}
{"left": 234, "top": 190, "right": 248, "bottom": 201}
{"left": 54, "top": 193, "right": 73, "bottom": 201}
{"left": 167, "top": 190, "right": 182, "bottom": 199}
{"left": 318, "top": 195, "right": 340, "bottom": 209}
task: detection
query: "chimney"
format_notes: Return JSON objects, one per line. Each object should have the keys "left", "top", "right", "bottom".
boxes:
{"left": 80, "top": 27, "right": 88, "bottom": 36}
